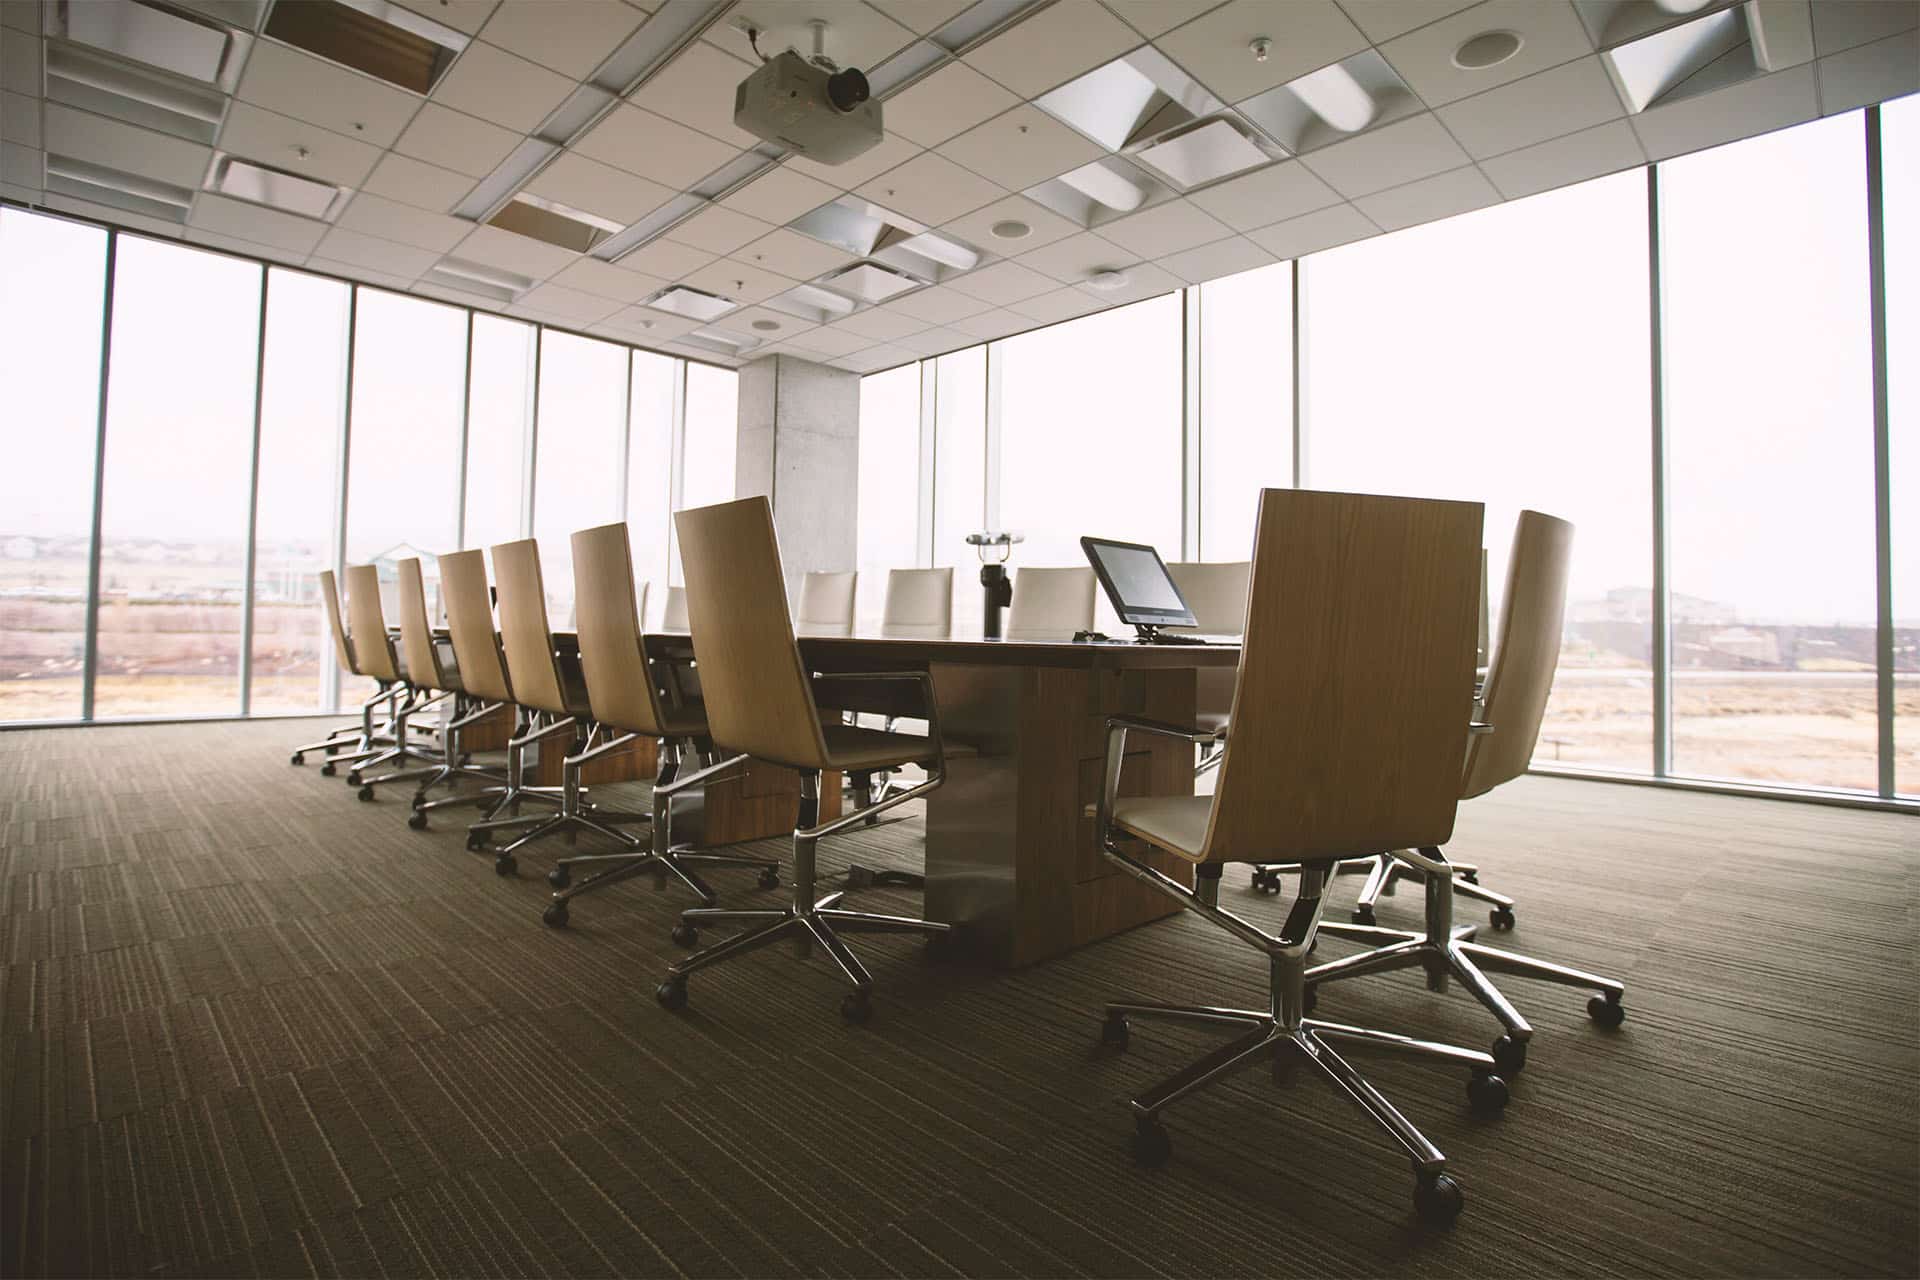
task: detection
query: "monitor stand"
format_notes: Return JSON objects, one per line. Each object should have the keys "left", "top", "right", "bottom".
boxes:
{"left": 1132, "top": 625, "right": 1205, "bottom": 645}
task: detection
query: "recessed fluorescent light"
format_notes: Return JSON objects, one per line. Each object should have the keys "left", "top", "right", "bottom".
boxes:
{"left": 598, "top": 193, "right": 705, "bottom": 263}
{"left": 646, "top": 287, "right": 739, "bottom": 322}
{"left": 1057, "top": 160, "right": 1148, "bottom": 213}
{"left": 63, "top": 0, "right": 235, "bottom": 85}
{"left": 46, "top": 154, "right": 193, "bottom": 222}
{"left": 1601, "top": 5, "right": 1749, "bottom": 112}
{"left": 208, "top": 154, "right": 345, "bottom": 219}
{"left": 263, "top": 0, "right": 466, "bottom": 94}
{"left": 1132, "top": 117, "right": 1273, "bottom": 190}
{"left": 1035, "top": 47, "right": 1222, "bottom": 153}
{"left": 588, "top": 0, "right": 730, "bottom": 96}
{"left": 763, "top": 283, "right": 858, "bottom": 324}
{"left": 429, "top": 256, "right": 534, "bottom": 296}
{"left": 820, "top": 262, "right": 920, "bottom": 303}
{"left": 487, "top": 191, "right": 622, "bottom": 253}
{"left": 1237, "top": 50, "right": 1414, "bottom": 153}
{"left": 893, "top": 232, "right": 980, "bottom": 272}
{"left": 1287, "top": 62, "right": 1376, "bottom": 133}
{"left": 45, "top": 43, "right": 229, "bottom": 143}
{"left": 452, "top": 136, "right": 560, "bottom": 222}
{"left": 930, "top": 0, "right": 1052, "bottom": 55}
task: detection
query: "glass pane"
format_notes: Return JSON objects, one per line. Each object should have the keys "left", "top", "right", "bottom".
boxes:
{"left": 931, "top": 347, "right": 986, "bottom": 635}
{"left": 627, "top": 350, "right": 677, "bottom": 625}
{"left": 251, "top": 269, "right": 350, "bottom": 715}
{"left": 996, "top": 294, "right": 1185, "bottom": 634}
{"left": 673, "top": 363, "right": 737, "bottom": 584}
{"left": 343, "top": 288, "right": 465, "bottom": 702}
{"left": 95, "top": 237, "right": 261, "bottom": 718}
{"left": 1662, "top": 113, "right": 1876, "bottom": 792}
{"left": 533, "top": 331, "right": 627, "bottom": 625}
{"left": 858, "top": 364, "right": 921, "bottom": 629}
{"left": 464, "top": 315, "right": 533, "bottom": 554}
{"left": 1200, "top": 261, "right": 1293, "bottom": 559}
{"left": 1305, "top": 170, "right": 1654, "bottom": 773}
{"left": 1886, "top": 94, "right": 1920, "bottom": 796}
{"left": 0, "top": 210, "right": 106, "bottom": 721}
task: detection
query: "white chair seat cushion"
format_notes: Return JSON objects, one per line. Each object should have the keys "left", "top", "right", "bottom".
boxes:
{"left": 1112, "top": 794, "right": 1212, "bottom": 860}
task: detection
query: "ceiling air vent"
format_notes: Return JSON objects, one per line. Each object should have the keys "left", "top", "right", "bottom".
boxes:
{"left": 487, "top": 193, "right": 623, "bottom": 254}
{"left": 818, "top": 262, "right": 921, "bottom": 304}
{"left": 790, "top": 197, "right": 983, "bottom": 286}
{"left": 207, "top": 153, "right": 346, "bottom": 218}
{"left": 262, "top": 0, "right": 468, "bottom": 95}
{"left": 645, "top": 287, "right": 739, "bottom": 322}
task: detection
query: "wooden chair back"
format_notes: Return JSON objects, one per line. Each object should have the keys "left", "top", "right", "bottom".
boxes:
{"left": 440, "top": 548, "right": 512, "bottom": 704}
{"left": 395, "top": 558, "right": 450, "bottom": 692}
{"left": 796, "top": 570, "right": 858, "bottom": 637}
{"left": 1463, "top": 511, "right": 1574, "bottom": 800}
{"left": 1167, "top": 560, "right": 1250, "bottom": 634}
{"left": 1202, "top": 488, "right": 1482, "bottom": 864}
{"left": 343, "top": 565, "right": 399, "bottom": 683}
{"left": 570, "top": 522, "right": 666, "bottom": 736}
{"left": 882, "top": 567, "right": 953, "bottom": 639}
{"left": 674, "top": 497, "right": 830, "bottom": 770}
{"left": 490, "top": 538, "right": 569, "bottom": 716}
{"left": 317, "top": 569, "right": 356, "bottom": 674}
{"left": 1005, "top": 566, "right": 1095, "bottom": 640}
{"left": 662, "top": 585, "right": 688, "bottom": 631}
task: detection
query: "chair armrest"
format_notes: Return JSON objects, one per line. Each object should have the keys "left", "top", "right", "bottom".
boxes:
{"left": 1096, "top": 716, "right": 1224, "bottom": 860}
{"left": 1104, "top": 714, "right": 1226, "bottom": 745}
{"left": 811, "top": 671, "right": 940, "bottom": 731}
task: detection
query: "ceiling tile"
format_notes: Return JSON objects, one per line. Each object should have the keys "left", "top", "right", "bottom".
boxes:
{"left": 307, "top": 255, "right": 414, "bottom": 291}
{"left": 629, "top": 40, "right": 760, "bottom": 149}
{"left": 1817, "top": 29, "right": 1920, "bottom": 116}
{"left": 1015, "top": 229, "right": 1139, "bottom": 282}
{"left": 1354, "top": 163, "right": 1500, "bottom": 230}
{"left": 678, "top": 256, "right": 796, "bottom": 305}
{"left": 573, "top": 104, "right": 738, "bottom": 188}
{"left": 830, "top": 343, "right": 915, "bottom": 373}
{"left": 189, "top": 192, "right": 327, "bottom": 255}
{"left": 1630, "top": 63, "right": 1818, "bottom": 161}
{"left": 1071, "top": 260, "right": 1182, "bottom": 303}
{"left": 951, "top": 306, "right": 1032, "bottom": 340}
{"left": 615, "top": 236, "right": 717, "bottom": 278}
{"left": 1185, "top": 158, "right": 1342, "bottom": 230}
{"left": 43, "top": 104, "right": 210, "bottom": 187}
{"left": 705, "top": 2, "right": 918, "bottom": 73}
{"left": 2, "top": 91, "right": 39, "bottom": 148}
{"left": 1243, "top": 200, "right": 1376, "bottom": 257}
{"left": 894, "top": 324, "right": 975, "bottom": 356}
{"left": 1096, "top": 198, "right": 1233, "bottom": 256}
{"left": 1811, "top": 0, "right": 1919, "bottom": 57}
{"left": 519, "top": 281, "right": 623, "bottom": 323}
{"left": 547, "top": 257, "right": 669, "bottom": 302}
{"left": 236, "top": 41, "right": 418, "bottom": 149}
{"left": 940, "top": 193, "right": 1082, "bottom": 255}
{"left": 1102, "top": 0, "right": 1234, "bottom": 40}
{"left": 219, "top": 101, "right": 384, "bottom": 189}
{"left": 361, "top": 151, "right": 474, "bottom": 212}
{"left": 786, "top": 131, "right": 922, "bottom": 189}
{"left": 944, "top": 258, "right": 1057, "bottom": 305}
{"left": 1436, "top": 54, "right": 1623, "bottom": 160}
{"left": 478, "top": 0, "right": 647, "bottom": 79}
{"left": 964, "top": 1, "right": 1142, "bottom": 98}
{"left": 719, "top": 164, "right": 841, "bottom": 225}
{"left": 937, "top": 104, "right": 1104, "bottom": 191}
{"left": 314, "top": 226, "right": 440, "bottom": 277}
{"left": 524, "top": 151, "right": 673, "bottom": 224}
{"left": 605, "top": 307, "right": 704, "bottom": 340}
{"left": 2, "top": 144, "right": 44, "bottom": 189}
{"left": 1006, "top": 284, "right": 1108, "bottom": 322}
{"left": 452, "top": 221, "right": 578, "bottom": 278}
{"left": 664, "top": 203, "right": 777, "bottom": 255}
{"left": 390, "top": 0, "right": 499, "bottom": 36}
{"left": 885, "top": 284, "right": 995, "bottom": 323}
{"left": 828, "top": 308, "right": 933, "bottom": 341}
{"left": 0, "top": 1, "right": 40, "bottom": 33}
{"left": 885, "top": 61, "right": 1021, "bottom": 147}
{"left": 395, "top": 103, "right": 524, "bottom": 177}
{"left": 736, "top": 226, "right": 855, "bottom": 280}
{"left": 0, "top": 34, "right": 37, "bottom": 96}
{"left": 1158, "top": 232, "right": 1275, "bottom": 282}
{"left": 1378, "top": 0, "right": 1597, "bottom": 108}
{"left": 877, "top": 0, "right": 976, "bottom": 34}
{"left": 183, "top": 226, "right": 309, "bottom": 267}
{"left": 780, "top": 324, "right": 871, "bottom": 357}
{"left": 432, "top": 41, "right": 576, "bottom": 133}
{"left": 1298, "top": 111, "right": 1471, "bottom": 197}
{"left": 335, "top": 192, "right": 471, "bottom": 251}
{"left": 1478, "top": 117, "right": 1643, "bottom": 199}
{"left": 1333, "top": 0, "right": 1479, "bottom": 43}
{"left": 1155, "top": 0, "right": 1370, "bottom": 103}
{"left": 854, "top": 150, "right": 1005, "bottom": 226}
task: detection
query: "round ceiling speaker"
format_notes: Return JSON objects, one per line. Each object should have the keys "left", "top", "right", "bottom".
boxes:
{"left": 1452, "top": 30, "right": 1523, "bottom": 70}
{"left": 751, "top": 319, "right": 781, "bottom": 331}
{"left": 1086, "top": 269, "right": 1131, "bottom": 292}
{"left": 991, "top": 219, "right": 1032, "bottom": 240}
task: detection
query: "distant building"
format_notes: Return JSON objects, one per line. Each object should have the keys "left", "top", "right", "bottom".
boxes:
{"left": 4, "top": 536, "right": 37, "bottom": 560}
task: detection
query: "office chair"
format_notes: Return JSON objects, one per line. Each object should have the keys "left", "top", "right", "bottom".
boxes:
{"left": 288, "top": 567, "right": 399, "bottom": 773}
{"left": 464, "top": 538, "right": 647, "bottom": 875}
{"left": 1093, "top": 488, "right": 1506, "bottom": 1226}
{"left": 1304, "top": 511, "right": 1625, "bottom": 1078}
{"left": 795, "top": 569, "right": 858, "bottom": 637}
{"left": 1004, "top": 566, "right": 1095, "bottom": 640}
{"left": 340, "top": 564, "right": 446, "bottom": 799}
{"left": 662, "top": 585, "right": 688, "bottom": 631}
{"left": 880, "top": 567, "right": 953, "bottom": 639}
{"left": 656, "top": 496, "right": 950, "bottom": 1024}
{"left": 541, "top": 522, "right": 780, "bottom": 927}
{"left": 1166, "top": 560, "right": 1249, "bottom": 777}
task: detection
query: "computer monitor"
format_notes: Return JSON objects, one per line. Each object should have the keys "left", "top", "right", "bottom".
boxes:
{"left": 1080, "top": 536, "right": 1197, "bottom": 638}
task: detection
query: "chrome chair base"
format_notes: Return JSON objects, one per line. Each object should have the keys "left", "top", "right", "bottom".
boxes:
{"left": 466, "top": 717, "right": 645, "bottom": 876}
{"left": 1346, "top": 853, "right": 1514, "bottom": 928}
{"left": 396, "top": 697, "right": 509, "bottom": 830}
{"left": 350, "top": 688, "right": 450, "bottom": 798}
{"left": 1306, "top": 846, "right": 1625, "bottom": 1075}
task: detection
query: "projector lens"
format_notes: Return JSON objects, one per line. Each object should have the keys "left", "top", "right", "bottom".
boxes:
{"left": 828, "top": 67, "right": 870, "bottom": 112}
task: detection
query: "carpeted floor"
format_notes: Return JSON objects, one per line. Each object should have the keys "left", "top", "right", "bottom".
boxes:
{"left": 2, "top": 718, "right": 1916, "bottom": 1278}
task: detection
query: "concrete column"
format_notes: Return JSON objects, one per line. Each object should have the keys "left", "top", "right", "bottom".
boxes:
{"left": 735, "top": 353, "right": 859, "bottom": 599}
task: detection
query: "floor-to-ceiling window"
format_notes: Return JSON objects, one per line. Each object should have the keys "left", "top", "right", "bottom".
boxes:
{"left": 463, "top": 315, "right": 535, "bottom": 556}
{"left": 1884, "top": 95, "right": 1919, "bottom": 796}
{"left": 672, "top": 362, "right": 738, "bottom": 584}
{"left": 533, "top": 331, "right": 628, "bottom": 624}
{"left": 857, "top": 362, "right": 922, "bottom": 628}
{"left": 1303, "top": 170, "right": 1655, "bottom": 774}
{"left": 627, "top": 350, "right": 678, "bottom": 622}
{"left": 251, "top": 269, "right": 351, "bottom": 714}
{"left": 0, "top": 210, "right": 107, "bottom": 722}
{"left": 1198, "top": 262, "right": 1294, "bottom": 561}
{"left": 931, "top": 347, "right": 987, "bottom": 635}
{"left": 1661, "top": 113, "right": 1877, "bottom": 792}
{"left": 94, "top": 237, "right": 262, "bottom": 718}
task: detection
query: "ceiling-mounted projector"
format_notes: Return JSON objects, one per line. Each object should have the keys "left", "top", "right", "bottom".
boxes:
{"left": 735, "top": 49, "right": 882, "bottom": 165}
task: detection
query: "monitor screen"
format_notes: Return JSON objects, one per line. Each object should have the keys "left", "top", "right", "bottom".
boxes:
{"left": 1080, "top": 537, "right": 1198, "bottom": 629}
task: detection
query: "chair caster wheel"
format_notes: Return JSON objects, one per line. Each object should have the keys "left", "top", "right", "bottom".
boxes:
{"left": 758, "top": 867, "right": 781, "bottom": 891}
{"left": 1249, "top": 867, "right": 1282, "bottom": 894}
{"left": 347, "top": 771, "right": 362, "bottom": 786}
{"left": 547, "top": 867, "right": 571, "bottom": 889}
{"left": 845, "top": 866, "right": 873, "bottom": 890}
{"left": 542, "top": 902, "right": 569, "bottom": 928}
{"left": 1491, "top": 1034, "right": 1527, "bottom": 1076}
{"left": 320, "top": 762, "right": 337, "bottom": 777}
{"left": 1101, "top": 1013, "right": 1130, "bottom": 1049}
{"left": 1490, "top": 906, "right": 1516, "bottom": 930}
{"left": 1352, "top": 905, "right": 1376, "bottom": 926}
{"left": 840, "top": 990, "right": 873, "bottom": 1024}
{"left": 656, "top": 979, "right": 687, "bottom": 1011}
{"left": 408, "top": 811, "right": 428, "bottom": 831}
{"left": 1414, "top": 1171, "right": 1464, "bottom": 1225}
{"left": 494, "top": 855, "right": 517, "bottom": 877}
{"left": 670, "top": 922, "right": 699, "bottom": 948}
{"left": 357, "top": 785, "right": 375, "bottom": 802}
{"left": 410, "top": 792, "right": 426, "bottom": 811}
{"left": 290, "top": 752, "right": 304, "bottom": 766}
{"left": 1131, "top": 1117, "right": 1170, "bottom": 1168}
{"left": 1466, "top": 1071, "right": 1509, "bottom": 1114}
{"left": 1588, "top": 994, "right": 1625, "bottom": 1028}
{"left": 466, "top": 832, "right": 488, "bottom": 852}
